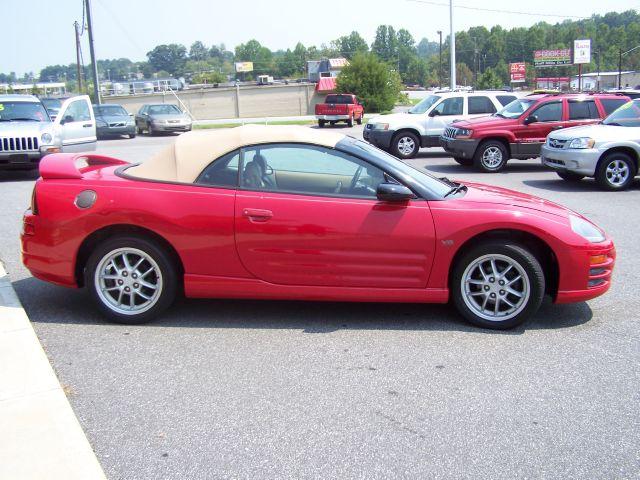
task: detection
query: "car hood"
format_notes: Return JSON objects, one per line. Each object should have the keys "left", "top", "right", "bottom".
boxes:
{"left": 456, "top": 181, "right": 575, "bottom": 219}
{"left": 0, "top": 121, "right": 52, "bottom": 134}
{"left": 368, "top": 113, "right": 414, "bottom": 125}
{"left": 547, "top": 124, "right": 632, "bottom": 141}
{"left": 452, "top": 115, "right": 519, "bottom": 128}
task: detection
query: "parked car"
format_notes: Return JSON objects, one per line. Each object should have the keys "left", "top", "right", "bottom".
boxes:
{"left": 0, "top": 94, "right": 96, "bottom": 170}
{"left": 440, "top": 93, "right": 630, "bottom": 172}
{"left": 257, "top": 75, "right": 274, "bottom": 85}
{"left": 609, "top": 89, "right": 640, "bottom": 99}
{"left": 541, "top": 98, "right": 640, "bottom": 190}
{"left": 315, "top": 94, "right": 364, "bottom": 128}
{"left": 39, "top": 97, "right": 64, "bottom": 121}
{"left": 134, "top": 104, "right": 192, "bottom": 135}
{"left": 93, "top": 104, "right": 136, "bottom": 139}
{"left": 22, "top": 125, "right": 614, "bottom": 329}
{"left": 364, "top": 91, "right": 518, "bottom": 159}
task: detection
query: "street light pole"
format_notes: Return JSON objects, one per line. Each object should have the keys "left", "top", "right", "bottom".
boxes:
{"left": 450, "top": 0, "right": 456, "bottom": 90}
{"left": 619, "top": 45, "right": 640, "bottom": 89}
{"left": 74, "top": 21, "right": 83, "bottom": 93}
{"left": 437, "top": 30, "right": 443, "bottom": 89}
{"left": 85, "top": 0, "right": 101, "bottom": 104}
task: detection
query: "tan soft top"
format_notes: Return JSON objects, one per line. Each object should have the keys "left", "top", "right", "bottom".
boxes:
{"left": 126, "top": 124, "right": 346, "bottom": 183}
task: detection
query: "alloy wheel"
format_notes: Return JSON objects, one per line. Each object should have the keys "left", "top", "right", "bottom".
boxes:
{"left": 605, "top": 159, "right": 630, "bottom": 187}
{"left": 481, "top": 146, "right": 503, "bottom": 169}
{"left": 397, "top": 136, "right": 416, "bottom": 156}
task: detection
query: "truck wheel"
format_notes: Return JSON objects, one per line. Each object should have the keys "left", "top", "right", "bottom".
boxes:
{"left": 392, "top": 132, "right": 419, "bottom": 159}
{"left": 454, "top": 157, "right": 473, "bottom": 166}
{"left": 595, "top": 152, "right": 636, "bottom": 191}
{"left": 557, "top": 171, "right": 584, "bottom": 182}
{"left": 318, "top": 120, "right": 325, "bottom": 128}
{"left": 347, "top": 115, "right": 354, "bottom": 127}
{"left": 474, "top": 140, "right": 508, "bottom": 172}
{"left": 330, "top": 121, "right": 336, "bottom": 126}
{"left": 356, "top": 115, "right": 363, "bottom": 125}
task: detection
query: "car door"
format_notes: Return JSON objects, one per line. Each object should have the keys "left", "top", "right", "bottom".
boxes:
{"left": 234, "top": 143, "right": 436, "bottom": 288}
{"left": 512, "top": 100, "right": 564, "bottom": 157}
{"left": 55, "top": 95, "right": 96, "bottom": 152}
{"left": 425, "top": 96, "right": 464, "bottom": 137}
{"left": 136, "top": 106, "right": 148, "bottom": 129}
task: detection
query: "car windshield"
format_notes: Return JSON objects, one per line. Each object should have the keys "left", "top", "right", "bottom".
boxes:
{"left": 349, "top": 139, "right": 453, "bottom": 197}
{"left": 148, "top": 105, "right": 181, "bottom": 115}
{"left": 408, "top": 95, "right": 441, "bottom": 114}
{"left": 0, "top": 101, "right": 50, "bottom": 122}
{"left": 602, "top": 99, "right": 640, "bottom": 127}
{"left": 495, "top": 98, "right": 536, "bottom": 119}
{"left": 94, "top": 105, "right": 128, "bottom": 116}
{"left": 40, "top": 98, "right": 62, "bottom": 110}
{"left": 325, "top": 95, "right": 353, "bottom": 104}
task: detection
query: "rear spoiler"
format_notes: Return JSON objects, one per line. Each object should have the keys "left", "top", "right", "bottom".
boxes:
{"left": 39, "top": 153, "right": 129, "bottom": 180}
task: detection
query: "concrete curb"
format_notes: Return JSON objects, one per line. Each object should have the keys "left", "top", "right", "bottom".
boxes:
{"left": 0, "top": 262, "right": 106, "bottom": 479}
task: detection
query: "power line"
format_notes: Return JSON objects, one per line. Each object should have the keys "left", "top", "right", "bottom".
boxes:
{"left": 406, "top": 0, "right": 591, "bottom": 19}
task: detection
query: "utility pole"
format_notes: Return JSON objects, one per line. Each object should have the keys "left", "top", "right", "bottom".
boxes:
{"left": 450, "top": 0, "right": 456, "bottom": 90}
{"left": 437, "top": 31, "right": 443, "bottom": 89}
{"left": 74, "top": 21, "right": 83, "bottom": 93}
{"left": 618, "top": 48, "right": 623, "bottom": 89}
{"left": 85, "top": 0, "right": 101, "bottom": 104}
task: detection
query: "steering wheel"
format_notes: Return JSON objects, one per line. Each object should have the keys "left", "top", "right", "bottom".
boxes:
{"left": 349, "top": 165, "right": 364, "bottom": 191}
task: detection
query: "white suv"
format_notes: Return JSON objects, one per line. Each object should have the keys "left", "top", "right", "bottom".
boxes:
{"left": 363, "top": 90, "right": 518, "bottom": 158}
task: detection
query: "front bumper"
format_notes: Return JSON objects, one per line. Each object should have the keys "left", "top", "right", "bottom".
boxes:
{"left": 97, "top": 125, "right": 136, "bottom": 137}
{"left": 152, "top": 123, "right": 192, "bottom": 132}
{"left": 316, "top": 115, "right": 350, "bottom": 121}
{"left": 364, "top": 129, "right": 394, "bottom": 150}
{"left": 540, "top": 145, "right": 601, "bottom": 176}
{"left": 0, "top": 144, "right": 59, "bottom": 168}
{"left": 440, "top": 136, "right": 480, "bottom": 159}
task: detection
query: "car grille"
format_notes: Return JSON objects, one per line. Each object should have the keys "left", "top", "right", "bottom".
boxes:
{"left": 168, "top": 120, "right": 180, "bottom": 124}
{"left": 547, "top": 138, "right": 568, "bottom": 149}
{"left": 0, "top": 136, "right": 39, "bottom": 152}
{"left": 545, "top": 157, "right": 565, "bottom": 166}
{"left": 443, "top": 127, "right": 457, "bottom": 139}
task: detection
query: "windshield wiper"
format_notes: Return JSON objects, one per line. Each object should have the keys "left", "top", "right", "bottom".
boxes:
{"left": 604, "top": 122, "right": 622, "bottom": 126}
{"left": 494, "top": 113, "right": 506, "bottom": 118}
{"left": 443, "top": 183, "right": 468, "bottom": 198}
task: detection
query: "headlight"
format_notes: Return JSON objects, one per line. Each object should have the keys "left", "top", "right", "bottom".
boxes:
{"left": 455, "top": 128, "right": 472, "bottom": 138}
{"left": 40, "top": 133, "right": 52, "bottom": 144}
{"left": 373, "top": 123, "right": 389, "bottom": 130}
{"left": 568, "top": 137, "right": 595, "bottom": 149}
{"left": 570, "top": 215, "right": 605, "bottom": 243}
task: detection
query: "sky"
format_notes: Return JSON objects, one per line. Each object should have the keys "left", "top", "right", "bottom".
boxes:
{"left": 3, "top": 0, "right": 639, "bottom": 76}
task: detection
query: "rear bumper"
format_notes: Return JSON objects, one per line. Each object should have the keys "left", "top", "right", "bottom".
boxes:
{"left": 540, "top": 145, "right": 601, "bottom": 176}
{"left": 440, "top": 137, "right": 479, "bottom": 159}
{"left": 316, "top": 115, "right": 350, "bottom": 121}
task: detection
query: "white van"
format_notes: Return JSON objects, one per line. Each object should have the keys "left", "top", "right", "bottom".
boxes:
{"left": 364, "top": 90, "right": 519, "bottom": 158}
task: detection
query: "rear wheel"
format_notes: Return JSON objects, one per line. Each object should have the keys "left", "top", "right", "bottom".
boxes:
{"left": 451, "top": 241, "right": 545, "bottom": 329}
{"left": 595, "top": 152, "right": 636, "bottom": 191}
{"left": 347, "top": 115, "right": 354, "bottom": 127}
{"left": 454, "top": 156, "right": 473, "bottom": 166}
{"left": 392, "top": 132, "right": 419, "bottom": 159}
{"left": 557, "top": 171, "right": 584, "bottom": 182}
{"left": 85, "top": 236, "right": 177, "bottom": 324}
{"left": 474, "top": 140, "right": 508, "bottom": 172}
{"left": 356, "top": 115, "right": 363, "bottom": 125}
{"left": 318, "top": 120, "right": 325, "bottom": 128}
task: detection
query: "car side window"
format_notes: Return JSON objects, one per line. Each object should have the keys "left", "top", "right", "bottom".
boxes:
{"left": 468, "top": 96, "right": 496, "bottom": 114}
{"left": 139, "top": 106, "right": 147, "bottom": 115}
{"left": 433, "top": 97, "right": 463, "bottom": 116}
{"left": 63, "top": 100, "right": 91, "bottom": 122}
{"left": 240, "top": 143, "right": 387, "bottom": 198}
{"left": 531, "top": 102, "right": 562, "bottom": 122}
{"left": 601, "top": 98, "right": 628, "bottom": 116}
{"left": 568, "top": 100, "right": 599, "bottom": 120}
{"left": 196, "top": 150, "right": 240, "bottom": 187}
{"left": 496, "top": 95, "right": 517, "bottom": 106}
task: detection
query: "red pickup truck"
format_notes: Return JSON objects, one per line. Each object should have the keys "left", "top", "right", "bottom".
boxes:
{"left": 315, "top": 94, "right": 364, "bottom": 128}
{"left": 440, "top": 93, "right": 630, "bottom": 172}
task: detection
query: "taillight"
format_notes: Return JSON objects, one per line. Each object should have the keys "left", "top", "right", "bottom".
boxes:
{"left": 31, "top": 186, "right": 39, "bottom": 215}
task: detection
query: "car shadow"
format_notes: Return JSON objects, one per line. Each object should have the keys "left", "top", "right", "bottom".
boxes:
{"left": 422, "top": 162, "right": 551, "bottom": 175}
{"left": 523, "top": 178, "right": 640, "bottom": 192}
{"left": 0, "top": 169, "right": 39, "bottom": 182}
{"left": 14, "top": 277, "right": 593, "bottom": 335}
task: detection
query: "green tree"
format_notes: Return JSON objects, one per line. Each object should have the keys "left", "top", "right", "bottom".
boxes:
{"left": 235, "top": 39, "right": 273, "bottom": 75}
{"left": 192, "top": 71, "right": 225, "bottom": 84}
{"left": 335, "top": 31, "right": 369, "bottom": 59}
{"left": 371, "top": 25, "right": 398, "bottom": 62}
{"left": 336, "top": 53, "right": 402, "bottom": 112}
{"left": 477, "top": 68, "right": 502, "bottom": 89}
{"left": 147, "top": 44, "right": 187, "bottom": 76}
{"left": 189, "top": 41, "right": 209, "bottom": 61}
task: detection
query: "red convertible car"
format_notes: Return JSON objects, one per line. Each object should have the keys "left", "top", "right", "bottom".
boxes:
{"left": 21, "top": 126, "right": 615, "bottom": 329}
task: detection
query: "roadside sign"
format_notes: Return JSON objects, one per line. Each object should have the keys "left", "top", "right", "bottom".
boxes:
{"left": 574, "top": 39, "right": 591, "bottom": 64}
{"left": 510, "top": 62, "right": 526, "bottom": 83}
{"left": 234, "top": 62, "right": 254, "bottom": 73}
{"left": 534, "top": 49, "right": 572, "bottom": 67}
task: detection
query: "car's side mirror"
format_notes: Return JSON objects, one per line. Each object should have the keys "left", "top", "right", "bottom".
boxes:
{"left": 524, "top": 114, "right": 538, "bottom": 125}
{"left": 129, "top": 113, "right": 134, "bottom": 117}
{"left": 376, "top": 183, "right": 414, "bottom": 202}
{"left": 429, "top": 110, "right": 441, "bottom": 117}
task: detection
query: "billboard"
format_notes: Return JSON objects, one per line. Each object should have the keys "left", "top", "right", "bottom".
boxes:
{"left": 574, "top": 39, "right": 591, "bottom": 64}
{"left": 234, "top": 62, "right": 254, "bottom": 73}
{"left": 534, "top": 49, "right": 572, "bottom": 67}
{"left": 510, "top": 62, "right": 526, "bottom": 83}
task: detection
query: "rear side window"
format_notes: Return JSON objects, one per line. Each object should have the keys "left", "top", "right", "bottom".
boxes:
{"left": 196, "top": 150, "right": 240, "bottom": 187}
{"left": 532, "top": 102, "right": 562, "bottom": 122}
{"left": 568, "top": 100, "right": 599, "bottom": 120}
{"left": 497, "top": 95, "right": 517, "bottom": 106}
{"left": 468, "top": 96, "right": 496, "bottom": 114}
{"left": 601, "top": 98, "right": 628, "bottom": 116}
{"left": 433, "top": 97, "right": 463, "bottom": 116}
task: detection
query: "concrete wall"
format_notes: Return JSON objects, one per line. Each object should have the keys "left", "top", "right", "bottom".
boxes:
{"left": 104, "top": 83, "right": 327, "bottom": 120}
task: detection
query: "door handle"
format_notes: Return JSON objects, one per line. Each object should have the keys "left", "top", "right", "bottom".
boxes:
{"left": 82, "top": 123, "right": 93, "bottom": 128}
{"left": 243, "top": 208, "right": 273, "bottom": 222}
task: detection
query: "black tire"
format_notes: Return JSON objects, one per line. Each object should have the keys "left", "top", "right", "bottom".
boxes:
{"left": 356, "top": 115, "right": 363, "bottom": 125}
{"left": 128, "top": 133, "right": 136, "bottom": 139}
{"left": 474, "top": 140, "right": 509, "bottom": 172}
{"left": 451, "top": 241, "right": 545, "bottom": 329}
{"left": 330, "top": 121, "right": 336, "bottom": 126}
{"left": 318, "top": 120, "right": 325, "bottom": 128}
{"left": 557, "top": 171, "right": 584, "bottom": 182}
{"left": 147, "top": 125, "right": 155, "bottom": 136}
{"left": 136, "top": 126, "right": 142, "bottom": 135}
{"left": 595, "top": 152, "right": 637, "bottom": 191}
{"left": 347, "top": 115, "right": 354, "bottom": 127}
{"left": 84, "top": 235, "right": 177, "bottom": 324}
{"left": 453, "top": 156, "right": 473, "bottom": 166}
{"left": 391, "top": 131, "right": 420, "bottom": 159}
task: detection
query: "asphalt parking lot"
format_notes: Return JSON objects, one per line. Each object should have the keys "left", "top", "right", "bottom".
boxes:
{"left": 1, "top": 126, "right": 639, "bottom": 479}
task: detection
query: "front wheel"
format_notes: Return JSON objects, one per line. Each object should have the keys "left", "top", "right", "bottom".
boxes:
{"left": 391, "top": 132, "right": 419, "bottom": 159}
{"left": 474, "top": 140, "right": 508, "bottom": 172}
{"left": 557, "top": 171, "right": 584, "bottom": 182}
{"left": 128, "top": 133, "right": 136, "bottom": 139}
{"left": 595, "top": 152, "right": 636, "bottom": 191}
{"left": 85, "top": 236, "right": 177, "bottom": 324}
{"left": 451, "top": 241, "right": 545, "bottom": 329}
